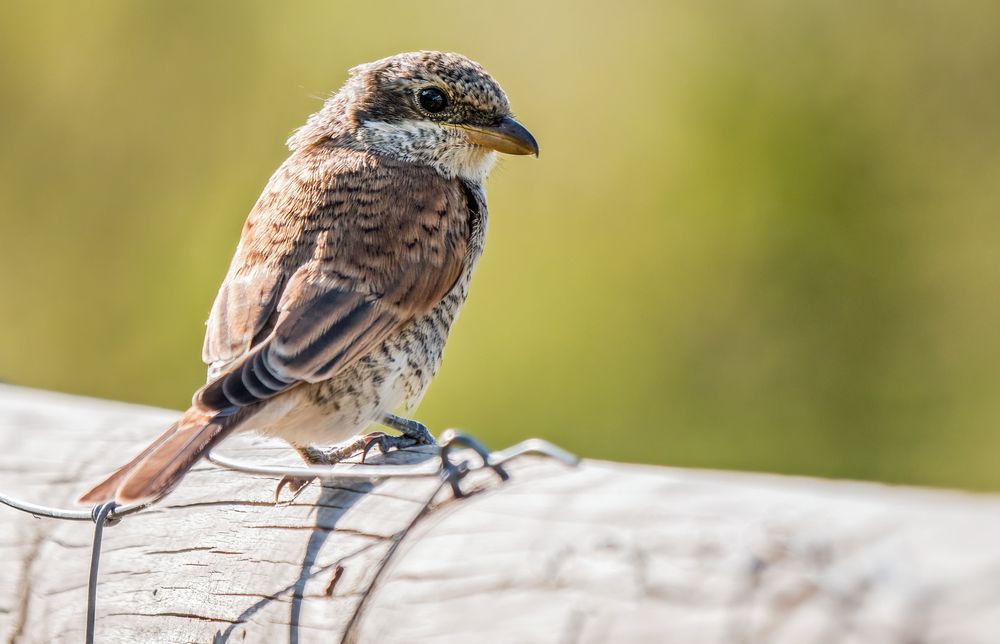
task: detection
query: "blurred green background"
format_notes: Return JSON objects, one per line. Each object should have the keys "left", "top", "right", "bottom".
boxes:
{"left": 1, "top": 1, "right": 998, "bottom": 490}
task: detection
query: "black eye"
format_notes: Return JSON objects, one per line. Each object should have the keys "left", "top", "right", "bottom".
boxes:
{"left": 418, "top": 87, "right": 448, "bottom": 113}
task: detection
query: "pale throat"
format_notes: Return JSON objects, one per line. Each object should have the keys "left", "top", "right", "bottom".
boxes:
{"left": 359, "top": 119, "right": 498, "bottom": 183}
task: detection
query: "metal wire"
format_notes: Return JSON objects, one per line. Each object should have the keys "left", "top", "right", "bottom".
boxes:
{"left": 0, "top": 429, "right": 579, "bottom": 642}
{"left": 0, "top": 492, "right": 147, "bottom": 522}
{"left": 87, "top": 502, "right": 117, "bottom": 644}
{"left": 205, "top": 430, "right": 580, "bottom": 485}
{"left": 0, "top": 431, "right": 579, "bottom": 520}
{"left": 0, "top": 492, "right": 131, "bottom": 644}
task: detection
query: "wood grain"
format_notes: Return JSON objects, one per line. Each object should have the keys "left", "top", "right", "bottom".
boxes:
{"left": 1, "top": 384, "right": 999, "bottom": 643}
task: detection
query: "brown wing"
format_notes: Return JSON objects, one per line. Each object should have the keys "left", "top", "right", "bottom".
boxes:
{"left": 197, "top": 146, "right": 470, "bottom": 410}
{"left": 202, "top": 270, "right": 285, "bottom": 379}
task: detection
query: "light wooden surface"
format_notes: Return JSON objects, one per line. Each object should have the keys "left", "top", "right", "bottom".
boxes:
{"left": 1, "top": 384, "right": 999, "bottom": 643}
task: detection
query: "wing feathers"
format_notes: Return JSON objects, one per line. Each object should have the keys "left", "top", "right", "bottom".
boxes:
{"left": 198, "top": 150, "right": 470, "bottom": 411}
{"left": 196, "top": 287, "right": 403, "bottom": 409}
{"left": 203, "top": 273, "right": 284, "bottom": 372}
{"left": 273, "top": 289, "right": 383, "bottom": 373}
{"left": 80, "top": 147, "right": 478, "bottom": 506}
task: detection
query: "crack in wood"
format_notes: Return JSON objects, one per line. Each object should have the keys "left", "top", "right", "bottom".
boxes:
{"left": 246, "top": 525, "right": 391, "bottom": 540}
{"left": 5, "top": 385, "right": 1000, "bottom": 643}
{"left": 106, "top": 611, "right": 238, "bottom": 625}
{"left": 145, "top": 546, "right": 216, "bottom": 556}
{"left": 7, "top": 528, "right": 43, "bottom": 644}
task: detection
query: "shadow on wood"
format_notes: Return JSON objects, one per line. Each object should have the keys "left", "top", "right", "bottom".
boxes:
{"left": 1, "top": 384, "right": 1000, "bottom": 643}
{"left": 212, "top": 481, "right": 374, "bottom": 644}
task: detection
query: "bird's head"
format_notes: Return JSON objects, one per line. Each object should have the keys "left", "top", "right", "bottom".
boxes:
{"left": 290, "top": 51, "right": 538, "bottom": 182}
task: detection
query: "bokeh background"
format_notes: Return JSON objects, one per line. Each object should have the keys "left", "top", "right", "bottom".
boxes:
{"left": 1, "top": 1, "right": 998, "bottom": 490}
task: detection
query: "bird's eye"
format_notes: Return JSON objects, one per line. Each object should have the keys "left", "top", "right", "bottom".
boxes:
{"left": 418, "top": 87, "right": 448, "bottom": 113}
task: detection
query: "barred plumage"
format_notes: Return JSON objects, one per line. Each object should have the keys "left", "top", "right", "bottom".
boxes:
{"left": 80, "top": 51, "right": 535, "bottom": 505}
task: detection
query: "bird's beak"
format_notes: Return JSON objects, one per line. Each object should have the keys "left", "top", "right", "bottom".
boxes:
{"left": 449, "top": 116, "right": 539, "bottom": 157}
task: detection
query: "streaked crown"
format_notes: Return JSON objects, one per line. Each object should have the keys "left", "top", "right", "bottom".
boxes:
{"left": 289, "top": 51, "right": 537, "bottom": 182}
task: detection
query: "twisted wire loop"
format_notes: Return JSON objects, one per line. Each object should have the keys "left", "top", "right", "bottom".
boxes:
{"left": 0, "top": 430, "right": 579, "bottom": 642}
{"left": 87, "top": 502, "right": 118, "bottom": 644}
{"left": 438, "top": 430, "right": 510, "bottom": 497}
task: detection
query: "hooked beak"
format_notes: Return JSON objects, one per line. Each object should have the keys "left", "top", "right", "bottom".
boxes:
{"left": 448, "top": 116, "right": 539, "bottom": 157}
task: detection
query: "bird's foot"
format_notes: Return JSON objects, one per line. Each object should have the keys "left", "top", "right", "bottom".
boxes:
{"left": 273, "top": 419, "right": 435, "bottom": 503}
{"left": 274, "top": 476, "right": 314, "bottom": 504}
{"left": 274, "top": 444, "right": 337, "bottom": 504}
{"left": 360, "top": 431, "right": 419, "bottom": 463}
{"left": 361, "top": 414, "right": 437, "bottom": 462}
{"left": 380, "top": 414, "right": 437, "bottom": 446}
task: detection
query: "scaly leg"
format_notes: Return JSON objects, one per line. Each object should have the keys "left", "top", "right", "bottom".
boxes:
{"left": 274, "top": 439, "right": 368, "bottom": 503}
{"left": 360, "top": 414, "right": 437, "bottom": 461}
{"left": 273, "top": 416, "right": 436, "bottom": 503}
{"left": 381, "top": 413, "right": 436, "bottom": 446}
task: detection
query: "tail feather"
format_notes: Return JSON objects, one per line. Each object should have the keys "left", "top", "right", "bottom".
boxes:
{"left": 78, "top": 421, "right": 183, "bottom": 504}
{"left": 78, "top": 405, "right": 254, "bottom": 505}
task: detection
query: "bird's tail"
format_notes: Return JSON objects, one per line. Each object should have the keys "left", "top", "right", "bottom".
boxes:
{"left": 79, "top": 404, "right": 256, "bottom": 505}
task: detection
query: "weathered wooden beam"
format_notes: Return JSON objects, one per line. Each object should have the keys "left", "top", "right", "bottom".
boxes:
{"left": 1, "top": 384, "right": 999, "bottom": 643}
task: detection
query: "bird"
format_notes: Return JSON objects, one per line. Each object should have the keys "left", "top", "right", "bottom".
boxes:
{"left": 79, "top": 51, "right": 538, "bottom": 506}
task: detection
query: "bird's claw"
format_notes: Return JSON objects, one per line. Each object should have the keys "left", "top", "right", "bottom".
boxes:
{"left": 380, "top": 414, "right": 436, "bottom": 446}
{"left": 274, "top": 423, "right": 433, "bottom": 503}
{"left": 274, "top": 474, "right": 316, "bottom": 504}
{"left": 361, "top": 431, "right": 418, "bottom": 463}
{"left": 406, "top": 424, "right": 436, "bottom": 446}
